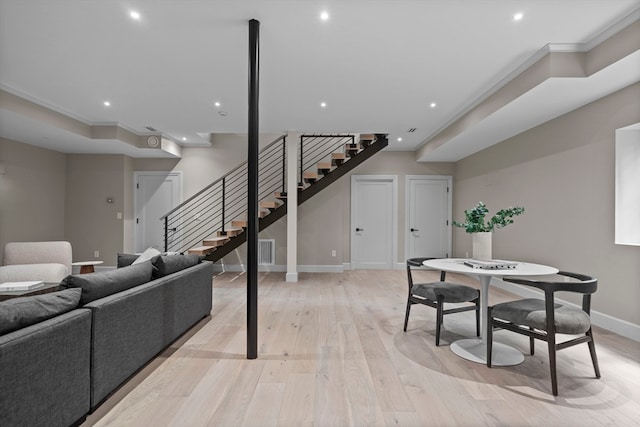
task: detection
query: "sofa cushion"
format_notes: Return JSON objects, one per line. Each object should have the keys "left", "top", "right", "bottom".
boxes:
{"left": 151, "top": 254, "right": 201, "bottom": 279}
{"left": 0, "top": 288, "right": 82, "bottom": 335}
{"left": 116, "top": 253, "right": 140, "bottom": 268}
{"left": 61, "top": 262, "right": 153, "bottom": 304}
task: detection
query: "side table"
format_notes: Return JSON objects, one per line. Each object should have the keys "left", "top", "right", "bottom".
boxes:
{"left": 72, "top": 260, "right": 104, "bottom": 274}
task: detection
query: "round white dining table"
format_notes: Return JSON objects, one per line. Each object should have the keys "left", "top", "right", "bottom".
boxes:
{"left": 423, "top": 258, "right": 558, "bottom": 366}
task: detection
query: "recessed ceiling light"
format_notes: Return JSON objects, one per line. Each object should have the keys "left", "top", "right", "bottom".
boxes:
{"left": 182, "top": 137, "right": 187, "bottom": 141}
{"left": 397, "top": 137, "right": 402, "bottom": 142}
{"left": 320, "top": 11, "right": 329, "bottom": 21}
{"left": 430, "top": 102, "right": 437, "bottom": 108}
{"left": 130, "top": 10, "right": 141, "bottom": 20}
{"left": 219, "top": 111, "right": 228, "bottom": 117}
{"left": 513, "top": 12, "right": 523, "bottom": 21}
{"left": 103, "top": 101, "right": 111, "bottom": 107}
{"left": 214, "top": 101, "right": 221, "bottom": 107}
{"left": 320, "top": 102, "right": 327, "bottom": 108}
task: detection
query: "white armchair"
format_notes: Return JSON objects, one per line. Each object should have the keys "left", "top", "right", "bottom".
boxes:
{"left": 0, "top": 241, "right": 72, "bottom": 283}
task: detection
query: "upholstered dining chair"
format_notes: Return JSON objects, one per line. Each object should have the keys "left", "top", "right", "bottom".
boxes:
{"left": 404, "top": 257, "right": 480, "bottom": 346}
{"left": 487, "top": 271, "right": 600, "bottom": 396}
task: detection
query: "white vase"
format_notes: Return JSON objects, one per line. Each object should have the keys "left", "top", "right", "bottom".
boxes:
{"left": 472, "top": 232, "right": 492, "bottom": 260}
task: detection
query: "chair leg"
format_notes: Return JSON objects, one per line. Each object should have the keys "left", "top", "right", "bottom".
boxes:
{"left": 586, "top": 328, "right": 601, "bottom": 378}
{"left": 403, "top": 299, "right": 412, "bottom": 332}
{"left": 487, "top": 306, "right": 493, "bottom": 367}
{"left": 529, "top": 327, "right": 535, "bottom": 355}
{"left": 475, "top": 297, "right": 480, "bottom": 337}
{"left": 435, "top": 296, "right": 444, "bottom": 346}
{"left": 547, "top": 334, "right": 558, "bottom": 396}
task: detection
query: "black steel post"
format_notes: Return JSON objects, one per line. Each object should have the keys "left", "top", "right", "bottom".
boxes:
{"left": 247, "top": 18, "right": 260, "bottom": 360}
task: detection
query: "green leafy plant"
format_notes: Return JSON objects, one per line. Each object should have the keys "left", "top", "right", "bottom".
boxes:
{"left": 453, "top": 201, "right": 525, "bottom": 233}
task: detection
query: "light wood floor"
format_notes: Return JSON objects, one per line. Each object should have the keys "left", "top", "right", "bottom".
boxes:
{"left": 83, "top": 269, "right": 640, "bottom": 426}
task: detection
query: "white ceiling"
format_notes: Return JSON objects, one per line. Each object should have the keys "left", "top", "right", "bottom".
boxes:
{"left": 1, "top": 0, "right": 639, "bottom": 160}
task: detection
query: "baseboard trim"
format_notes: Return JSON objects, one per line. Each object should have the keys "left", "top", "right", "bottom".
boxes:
{"left": 491, "top": 277, "right": 640, "bottom": 342}
{"left": 211, "top": 264, "right": 344, "bottom": 273}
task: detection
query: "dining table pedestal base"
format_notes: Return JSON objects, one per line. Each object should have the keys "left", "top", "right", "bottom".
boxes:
{"left": 451, "top": 338, "right": 524, "bottom": 367}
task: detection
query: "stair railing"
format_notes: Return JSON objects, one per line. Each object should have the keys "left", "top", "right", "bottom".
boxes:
{"left": 161, "top": 134, "right": 287, "bottom": 253}
{"left": 299, "top": 134, "right": 355, "bottom": 184}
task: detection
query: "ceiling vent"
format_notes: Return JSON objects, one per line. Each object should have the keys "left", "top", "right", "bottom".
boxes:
{"left": 407, "top": 128, "right": 417, "bottom": 133}
{"left": 145, "top": 126, "right": 158, "bottom": 132}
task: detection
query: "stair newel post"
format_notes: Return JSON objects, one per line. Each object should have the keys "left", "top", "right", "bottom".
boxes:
{"left": 221, "top": 178, "right": 226, "bottom": 235}
{"left": 247, "top": 18, "right": 260, "bottom": 360}
{"left": 164, "top": 216, "right": 168, "bottom": 252}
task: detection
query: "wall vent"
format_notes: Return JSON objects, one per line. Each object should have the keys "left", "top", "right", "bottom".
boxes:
{"left": 258, "top": 239, "right": 275, "bottom": 265}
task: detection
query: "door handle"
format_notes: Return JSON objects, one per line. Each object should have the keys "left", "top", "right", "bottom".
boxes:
{"left": 410, "top": 228, "right": 419, "bottom": 232}
{"left": 356, "top": 227, "right": 364, "bottom": 232}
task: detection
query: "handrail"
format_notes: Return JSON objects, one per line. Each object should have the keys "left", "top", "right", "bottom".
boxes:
{"left": 160, "top": 133, "right": 287, "bottom": 220}
{"left": 160, "top": 133, "right": 371, "bottom": 254}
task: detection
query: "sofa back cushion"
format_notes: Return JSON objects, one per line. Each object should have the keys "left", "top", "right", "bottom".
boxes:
{"left": 61, "top": 262, "right": 153, "bottom": 304}
{"left": 0, "top": 288, "right": 82, "bottom": 335}
{"left": 151, "top": 254, "right": 202, "bottom": 279}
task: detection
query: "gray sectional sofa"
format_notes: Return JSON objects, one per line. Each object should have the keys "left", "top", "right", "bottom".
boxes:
{"left": 0, "top": 254, "right": 213, "bottom": 427}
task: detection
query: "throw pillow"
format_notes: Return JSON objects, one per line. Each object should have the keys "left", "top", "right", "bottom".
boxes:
{"left": 117, "top": 253, "right": 140, "bottom": 268}
{"left": 151, "top": 254, "right": 202, "bottom": 279}
{"left": 132, "top": 247, "right": 161, "bottom": 264}
{"left": 60, "top": 262, "right": 153, "bottom": 304}
{"left": 0, "top": 288, "right": 82, "bottom": 336}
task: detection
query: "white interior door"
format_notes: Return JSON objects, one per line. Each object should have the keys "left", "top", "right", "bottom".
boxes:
{"left": 406, "top": 175, "right": 452, "bottom": 259}
{"left": 134, "top": 172, "right": 182, "bottom": 252}
{"left": 351, "top": 175, "right": 397, "bottom": 269}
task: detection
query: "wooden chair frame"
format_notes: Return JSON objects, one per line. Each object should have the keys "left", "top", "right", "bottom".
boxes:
{"left": 404, "top": 257, "right": 480, "bottom": 346}
{"left": 487, "top": 271, "right": 600, "bottom": 395}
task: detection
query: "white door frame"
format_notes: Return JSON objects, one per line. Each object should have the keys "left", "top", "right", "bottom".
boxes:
{"left": 350, "top": 175, "right": 398, "bottom": 269}
{"left": 133, "top": 171, "right": 183, "bottom": 252}
{"left": 404, "top": 175, "right": 453, "bottom": 260}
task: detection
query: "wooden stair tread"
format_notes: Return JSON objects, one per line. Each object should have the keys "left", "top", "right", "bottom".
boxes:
{"left": 232, "top": 220, "right": 248, "bottom": 228}
{"left": 260, "top": 201, "right": 280, "bottom": 209}
{"left": 187, "top": 246, "right": 217, "bottom": 255}
{"left": 303, "top": 171, "right": 318, "bottom": 183}
{"left": 317, "top": 162, "right": 332, "bottom": 176}
{"left": 360, "top": 134, "right": 375, "bottom": 147}
{"left": 202, "top": 236, "right": 230, "bottom": 246}
{"left": 331, "top": 152, "right": 346, "bottom": 166}
{"left": 274, "top": 192, "right": 287, "bottom": 199}
{"left": 218, "top": 227, "right": 243, "bottom": 237}
{"left": 258, "top": 210, "right": 268, "bottom": 218}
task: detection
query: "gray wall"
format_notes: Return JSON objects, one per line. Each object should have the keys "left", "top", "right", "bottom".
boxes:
{"left": 453, "top": 82, "right": 640, "bottom": 325}
{"left": 65, "top": 154, "right": 128, "bottom": 263}
{"left": 0, "top": 138, "right": 67, "bottom": 262}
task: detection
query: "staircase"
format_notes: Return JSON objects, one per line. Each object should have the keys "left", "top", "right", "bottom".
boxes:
{"left": 160, "top": 133, "right": 388, "bottom": 262}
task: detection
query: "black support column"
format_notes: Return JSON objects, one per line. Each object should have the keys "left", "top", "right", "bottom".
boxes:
{"left": 247, "top": 19, "right": 260, "bottom": 360}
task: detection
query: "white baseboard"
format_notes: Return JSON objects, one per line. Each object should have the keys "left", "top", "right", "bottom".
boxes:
{"left": 491, "top": 277, "right": 640, "bottom": 342}
{"left": 342, "top": 263, "right": 352, "bottom": 271}
{"left": 211, "top": 264, "right": 344, "bottom": 273}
